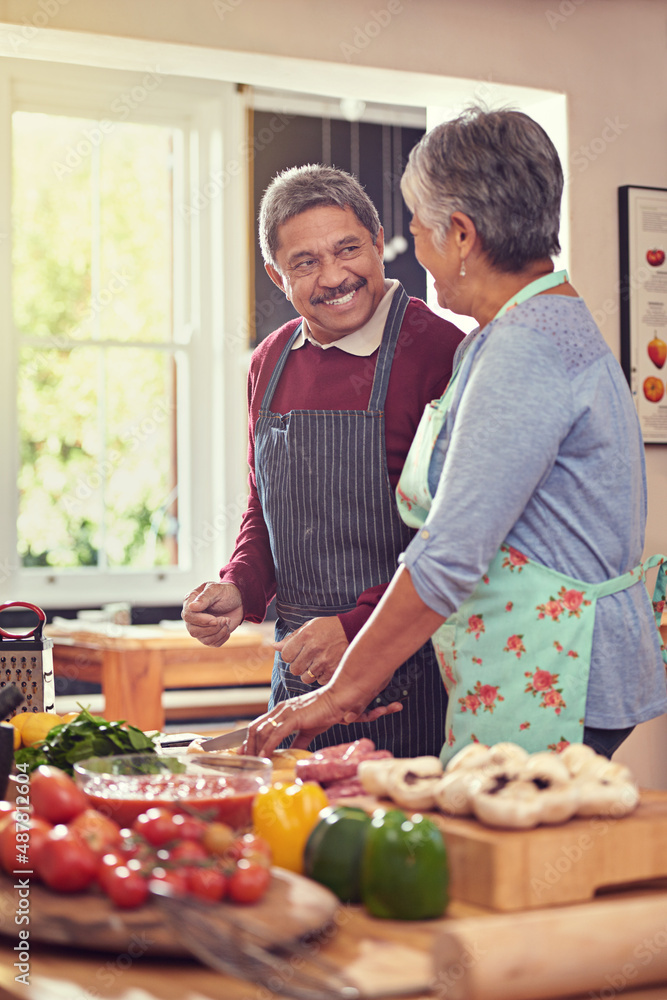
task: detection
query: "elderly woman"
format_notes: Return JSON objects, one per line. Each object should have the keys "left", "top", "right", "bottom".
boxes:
{"left": 245, "top": 106, "right": 667, "bottom": 764}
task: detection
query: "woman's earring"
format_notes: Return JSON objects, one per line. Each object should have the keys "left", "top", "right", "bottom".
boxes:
{"left": 459, "top": 258, "right": 466, "bottom": 278}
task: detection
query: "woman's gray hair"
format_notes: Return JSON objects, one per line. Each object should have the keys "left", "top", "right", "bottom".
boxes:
{"left": 259, "top": 164, "right": 381, "bottom": 269}
{"left": 401, "top": 106, "right": 563, "bottom": 273}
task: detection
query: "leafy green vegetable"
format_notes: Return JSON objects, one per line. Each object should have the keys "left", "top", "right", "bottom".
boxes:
{"left": 14, "top": 705, "right": 158, "bottom": 774}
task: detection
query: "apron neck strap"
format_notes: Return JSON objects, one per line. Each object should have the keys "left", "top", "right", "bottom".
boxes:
{"left": 368, "top": 283, "right": 410, "bottom": 411}
{"left": 260, "top": 284, "right": 410, "bottom": 413}
{"left": 492, "top": 269, "right": 569, "bottom": 322}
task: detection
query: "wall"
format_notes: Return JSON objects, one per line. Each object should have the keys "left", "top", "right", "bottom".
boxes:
{"left": 0, "top": 0, "right": 665, "bottom": 783}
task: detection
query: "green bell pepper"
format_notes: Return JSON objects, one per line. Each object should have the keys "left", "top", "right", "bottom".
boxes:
{"left": 303, "top": 805, "right": 371, "bottom": 903}
{"left": 361, "top": 808, "right": 449, "bottom": 920}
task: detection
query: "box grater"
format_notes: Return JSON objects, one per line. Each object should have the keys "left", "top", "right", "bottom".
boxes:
{"left": 0, "top": 601, "right": 55, "bottom": 720}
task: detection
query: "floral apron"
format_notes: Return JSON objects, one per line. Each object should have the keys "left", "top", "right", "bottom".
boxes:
{"left": 396, "top": 270, "right": 667, "bottom": 765}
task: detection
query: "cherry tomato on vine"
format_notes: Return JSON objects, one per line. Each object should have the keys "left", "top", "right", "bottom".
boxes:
{"left": 0, "top": 812, "right": 52, "bottom": 877}
{"left": 132, "top": 808, "right": 181, "bottom": 847}
{"left": 170, "top": 813, "right": 207, "bottom": 841}
{"left": 102, "top": 864, "right": 149, "bottom": 909}
{"left": 30, "top": 766, "right": 88, "bottom": 825}
{"left": 187, "top": 865, "right": 228, "bottom": 902}
{"left": 166, "top": 839, "right": 209, "bottom": 864}
{"left": 37, "top": 825, "right": 98, "bottom": 893}
{"left": 149, "top": 866, "right": 190, "bottom": 895}
{"left": 227, "top": 859, "right": 271, "bottom": 904}
{"left": 69, "top": 809, "right": 122, "bottom": 857}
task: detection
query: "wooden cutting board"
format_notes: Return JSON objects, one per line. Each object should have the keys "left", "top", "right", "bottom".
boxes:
{"left": 0, "top": 866, "right": 339, "bottom": 955}
{"left": 344, "top": 788, "right": 667, "bottom": 912}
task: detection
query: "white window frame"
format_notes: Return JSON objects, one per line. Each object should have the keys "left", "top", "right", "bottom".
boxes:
{"left": 0, "top": 58, "right": 250, "bottom": 608}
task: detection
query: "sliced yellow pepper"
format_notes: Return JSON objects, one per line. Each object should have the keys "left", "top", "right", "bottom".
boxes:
{"left": 252, "top": 781, "right": 329, "bottom": 873}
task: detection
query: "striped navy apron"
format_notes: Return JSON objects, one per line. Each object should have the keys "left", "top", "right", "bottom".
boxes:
{"left": 255, "top": 284, "right": 448, "bottom": 756}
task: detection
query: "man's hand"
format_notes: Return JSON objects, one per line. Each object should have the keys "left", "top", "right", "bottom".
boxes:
{"left": 273, "top": 616, "right": 348, "bottom": 685}
{"left": 182, "top": 582, "right": 244, "bottom": 647}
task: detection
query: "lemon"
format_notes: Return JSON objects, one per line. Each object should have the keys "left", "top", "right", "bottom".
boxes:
{"left": 10, "top": 724, "right": 21, "bottom": 750}
{"left": 20, "top": 712, "right": 63, "bottom": 747}
{"left": 59, "top": 712, "right": 82, "bottom": 724}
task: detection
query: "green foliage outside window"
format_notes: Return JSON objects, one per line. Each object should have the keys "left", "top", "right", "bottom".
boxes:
{"left": 13, "top": 112, "right": 180, "bottom": 570}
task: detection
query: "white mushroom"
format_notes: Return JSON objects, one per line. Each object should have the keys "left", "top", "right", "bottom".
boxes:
{"left": 520, "top": 751, "right": 571, "bottom": 787}
{"left": 433, "top": 768, "right": 485, "bottom": 816}
{"left": 576, "top": 756, "right": 634, "bottom": 785}
{"left": 487, "top": 742, "right": 530, "bottom": 769}
{"left": 472, "top": 778, "right": 544, "bottom": 829}
{"left": 559, "top": 742, "right": 598, "bottom": 777}
{"left": 444, "top": 742, "right": 491, "bottom": 773}
{"left": 357, "top": 757, "right": 400, "bottom": 797}
{"left": 384, "top": 756, "right": 444, "bottom": 811}
{"left": 574, "top": 778, "right": 640, "bottom": 818}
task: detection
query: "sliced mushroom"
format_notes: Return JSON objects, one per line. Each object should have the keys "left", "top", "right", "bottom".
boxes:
{"left": 385, "top": 756, "right": 444, "bottom": 811}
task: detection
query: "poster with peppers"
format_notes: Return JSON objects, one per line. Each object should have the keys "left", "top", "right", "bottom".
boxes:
{"left": 619, "top": 185, "right": 667, "bottom": 443}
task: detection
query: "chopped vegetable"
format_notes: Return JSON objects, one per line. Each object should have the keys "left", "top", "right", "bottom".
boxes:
{"left": 13, "top": 706, "right": 158, "bottom": 774}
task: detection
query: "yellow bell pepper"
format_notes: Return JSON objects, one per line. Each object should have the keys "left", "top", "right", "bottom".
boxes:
{"left": 252, "top": 781, "right": 329, "bottom": 873}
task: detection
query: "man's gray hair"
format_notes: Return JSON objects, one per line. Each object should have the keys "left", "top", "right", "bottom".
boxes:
{"left": 401, "top": 106, "right": 563, "bottom": 273}
{"left": 259, "top": 164, "right": 381, "bottom": 269}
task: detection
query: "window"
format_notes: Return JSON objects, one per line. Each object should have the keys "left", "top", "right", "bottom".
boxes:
{"left": 0, "top": 60, "right": 249, "bottom": 609}
{"left": 14, "top": 112, "right": 181, "bottom": 571}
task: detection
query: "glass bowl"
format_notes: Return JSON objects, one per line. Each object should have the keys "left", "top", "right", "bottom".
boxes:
{"left": 73, "top": 752, "right": 272, "bottom": 828}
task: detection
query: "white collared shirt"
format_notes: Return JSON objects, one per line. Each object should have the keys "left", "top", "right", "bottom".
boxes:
{"left": 291, "top": 279, "right": 399, "bottom": 355}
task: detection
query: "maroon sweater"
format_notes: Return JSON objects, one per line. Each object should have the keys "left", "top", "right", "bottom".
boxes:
{"left": 220, "top": 297, "right": 464, "bottom": 640}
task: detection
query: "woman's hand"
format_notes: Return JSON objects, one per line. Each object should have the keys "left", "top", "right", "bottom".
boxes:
{"left": 243, "top": 686, "right": 403, "bottom": 758}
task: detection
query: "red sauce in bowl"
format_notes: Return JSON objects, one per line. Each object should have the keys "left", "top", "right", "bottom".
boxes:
{"left": 74, "top": 753, "right": 270, "bottom": 830}
{"left": 86, "top": 788, "right": 256, "bottom": 828}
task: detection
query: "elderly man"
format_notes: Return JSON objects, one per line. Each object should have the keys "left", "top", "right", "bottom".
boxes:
{"left": 183, "top": 164, "right": 463, "bottom": 756}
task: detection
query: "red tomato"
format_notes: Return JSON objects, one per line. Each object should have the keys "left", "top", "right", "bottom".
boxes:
{"left": 68, "top": 809, "right": 122, "bottom": 857}
{"left": 166, "top": 840, "right": 209, "bottom": 864}
{"left": 96, "top": 850, "right": 142, "bottom": 894}
{"left": 227, "top": 832, "right": 272, "bottom": 868}
{"left": 187, "top": 865, "right": 228, "bottom": 902}
{"left": 132, "top": 808, "right": 181, "bottom": 847}
{"left": 227, "top": 859, "right": 271, "bottom": 904}
{"left": 30, "top": 766, "right": 88, "bottom": 824}
{"left": 0, "top": 812, "right": 52, "bottom": 877}
{"left": 647, "top": 248, "right": 666, "bottom": 267}
{"left": 170, "top": 813, "right": 207, "bottom": 841}
{"left": 102, "top": 864, "right": 150, "bottom": 909}
{"left": 148, "top": 866, "right": 190, "bottom": 895}
{"left": 37, "top": 825, "right": 98, "bottom": 892}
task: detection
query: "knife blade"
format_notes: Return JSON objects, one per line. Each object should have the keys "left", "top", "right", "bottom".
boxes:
{"left": 199, "top": 726, "right": 249, "bottom": 751}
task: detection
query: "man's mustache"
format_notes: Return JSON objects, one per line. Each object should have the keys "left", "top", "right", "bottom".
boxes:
{"left": 310, "top": 278, "right": 366, "bottom": 306}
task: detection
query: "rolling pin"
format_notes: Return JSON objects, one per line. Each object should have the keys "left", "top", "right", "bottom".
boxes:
{"left": 431, "top": 893, "right": 667, "bottom": 1000}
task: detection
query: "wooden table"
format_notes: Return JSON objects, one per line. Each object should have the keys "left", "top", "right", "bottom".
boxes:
{"left": 48, "top": 622, "right": 275, "bottom": 731}
{"left": 1, "top": 893, "right": 666, "bottom": 1000}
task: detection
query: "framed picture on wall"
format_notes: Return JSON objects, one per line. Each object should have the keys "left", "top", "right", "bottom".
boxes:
{"left": 618, "top": 185, "right": 667, "bottom": 443}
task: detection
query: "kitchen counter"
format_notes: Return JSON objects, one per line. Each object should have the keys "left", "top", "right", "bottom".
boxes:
{"left": 1, "top": 888, "right": 667, "bottom": 1000}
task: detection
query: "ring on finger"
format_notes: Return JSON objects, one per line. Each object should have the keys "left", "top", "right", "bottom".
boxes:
{"left": 268, "top": 718, "right": 280, "bottom": 729}
{"left": 305, "top": 668, "right": 316, "bottom": 680}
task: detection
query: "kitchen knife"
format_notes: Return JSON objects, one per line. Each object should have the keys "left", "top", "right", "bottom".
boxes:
{"left": 198, "top": 726, "right": 249, "bottom": 751}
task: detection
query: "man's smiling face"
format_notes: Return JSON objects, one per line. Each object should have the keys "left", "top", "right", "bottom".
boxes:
{"left": 266, "top": 205, "right": 386, "bottom": 344}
